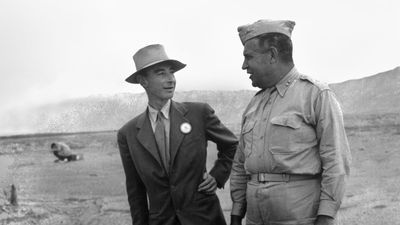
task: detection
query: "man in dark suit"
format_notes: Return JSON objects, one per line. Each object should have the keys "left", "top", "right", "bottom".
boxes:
{"left": 118, "top": 44, "right": 238, "bottom": 225}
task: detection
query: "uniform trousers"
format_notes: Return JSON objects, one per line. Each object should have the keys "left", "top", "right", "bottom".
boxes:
{"left": 246, "top": 178, "right": 321, "bottom": 225}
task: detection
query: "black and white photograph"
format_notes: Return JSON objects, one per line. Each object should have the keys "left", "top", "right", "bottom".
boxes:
{"left": 0, "top": 0, "right": 399, "bottom": 224}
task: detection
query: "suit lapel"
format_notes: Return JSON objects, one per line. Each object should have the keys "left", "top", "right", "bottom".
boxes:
{"left": 136, "top": 110, "right": 163, "bottom": 167}
{"left": 169, "top": 101, "right": 189, "bottom": 167}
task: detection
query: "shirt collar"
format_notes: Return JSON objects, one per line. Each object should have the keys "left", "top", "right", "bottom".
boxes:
{"left": 148, "top": 99, "right": 171, "bottom": 123}
{"left": 275, "top": 66, "right": 299, "bottom": 97}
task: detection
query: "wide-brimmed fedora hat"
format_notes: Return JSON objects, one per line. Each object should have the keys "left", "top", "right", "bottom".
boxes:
{"left": 125, "top": 44, "right": 186, "bottom": 84}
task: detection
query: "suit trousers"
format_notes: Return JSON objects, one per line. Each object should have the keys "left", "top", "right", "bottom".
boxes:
{"left": 246, "top": 178, "right": 321, "bottom": 225}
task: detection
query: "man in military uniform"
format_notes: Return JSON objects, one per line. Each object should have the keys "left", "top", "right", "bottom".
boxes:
{"left": 230, "top": 19, "right": 351, "bottom": 225}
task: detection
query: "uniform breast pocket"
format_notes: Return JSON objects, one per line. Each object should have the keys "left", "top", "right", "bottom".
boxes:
{"left": 269, "top": 114, "right": 315, "bottom": 155}
{"left": 241, "top": 120, "right": 256, "bottom": 157}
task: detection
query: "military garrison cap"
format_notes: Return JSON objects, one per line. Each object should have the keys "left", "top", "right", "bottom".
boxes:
{"left": 238, "top": 19, "right": 296, "bottom": 45}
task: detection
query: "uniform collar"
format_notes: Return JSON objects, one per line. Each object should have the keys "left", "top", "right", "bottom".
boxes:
{"left": 274, "top": 66, "right": 299, "bottom": 97}
{"left": 148, "top": 99, "right": 171, "bottom": 123}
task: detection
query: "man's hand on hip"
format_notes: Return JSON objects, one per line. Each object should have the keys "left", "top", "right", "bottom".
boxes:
{"left": 315, "top": 215, "right": 335, "bottom": 225}
{"left": 197, "top": 172, "right": 217, "bottom": 195}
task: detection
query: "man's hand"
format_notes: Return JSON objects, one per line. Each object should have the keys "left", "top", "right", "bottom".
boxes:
{"left": 315, "top": 215, "right": 335, "bottom": 225}
{"left": 230, "top": 215, "right": 242, "bottom": 225}
{"left": 197, "top": 172, "right": 217, "bottom": 195}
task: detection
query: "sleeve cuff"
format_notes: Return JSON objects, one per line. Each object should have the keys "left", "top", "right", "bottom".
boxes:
{"left": 317, "top": 199, "right": 339, "bottom": 218}
{"left": 209, "top": 171, "right": 225, "bottom": 189}
{"left": 231, "top": 202, "right": 246, "bottom": 217}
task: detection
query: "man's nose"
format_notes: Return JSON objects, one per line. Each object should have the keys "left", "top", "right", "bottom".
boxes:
{"left": 166, "top": 73, "right": 175, "bottom": 82}
{"left": 242, "top": 60, "right": 248, "bottom": 70}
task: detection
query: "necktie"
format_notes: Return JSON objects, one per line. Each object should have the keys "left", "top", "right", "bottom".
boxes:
{"left": 155, "top": 111, "right": 169, "bottom": 172}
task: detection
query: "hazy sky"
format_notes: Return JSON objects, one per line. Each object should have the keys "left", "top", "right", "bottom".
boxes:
{"left": 1, "top": 0, "right": 399, "bottom": 112}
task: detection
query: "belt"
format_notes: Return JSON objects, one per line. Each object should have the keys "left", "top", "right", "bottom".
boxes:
{"left": 248, "top": 173, "right": 320, "bottom": 182}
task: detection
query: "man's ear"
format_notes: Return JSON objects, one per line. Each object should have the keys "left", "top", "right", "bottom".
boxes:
{"left": 268, "top": 47, "right": 278, "bottom": 64}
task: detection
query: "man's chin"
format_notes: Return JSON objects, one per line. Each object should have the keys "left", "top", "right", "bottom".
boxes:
{"left": 251, "top": 81, "right": 259, "bottom": 88}
{"left": 163, "top": 92, "right": 174, "bottom": 99}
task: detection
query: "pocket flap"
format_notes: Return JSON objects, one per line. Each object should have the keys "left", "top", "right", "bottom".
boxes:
{"left": 242, "top": 120, "right": 256, "bottom": 134}
{"left": 270, "top": 115, "right": 301, "bottom": 129}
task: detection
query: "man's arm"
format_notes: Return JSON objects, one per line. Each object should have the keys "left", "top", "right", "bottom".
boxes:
{"left": 314, "top": 90, "right": 351, "bottom": 219}
{"left": 230, "top": 129, "right": 247, "bottom": 224}
{"left": 117, "top": 130, "right": 149, "bottom": 225}
{"left": 203, "top": 103, "right": 238, "bottom": 188}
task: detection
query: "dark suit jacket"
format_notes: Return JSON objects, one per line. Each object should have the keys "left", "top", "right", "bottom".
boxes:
{"left": 117, "top": 101, "right": 238, "bottom": 225}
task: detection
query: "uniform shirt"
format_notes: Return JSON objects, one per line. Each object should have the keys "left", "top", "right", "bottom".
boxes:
{"left": 230, "top": 67, "right": 351, "bottom": 218}
{"left": 148, "top": 99, "right": 171, "bottom": 155}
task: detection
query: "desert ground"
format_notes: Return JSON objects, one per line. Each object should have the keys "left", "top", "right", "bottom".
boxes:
{"left": 1, "top": 125, "right": 400, "bottom": 225}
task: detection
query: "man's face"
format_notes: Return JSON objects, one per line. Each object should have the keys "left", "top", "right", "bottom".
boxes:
{"left": 141, "top": 62, "right": 176, "bottom": 102}
{"left": 242, "top": 38, "right": 274, "bottom": 89}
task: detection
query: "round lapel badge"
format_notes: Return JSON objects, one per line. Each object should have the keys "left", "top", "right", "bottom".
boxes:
{"left": 180, "top": 122, "right": 192, "bottom": 134}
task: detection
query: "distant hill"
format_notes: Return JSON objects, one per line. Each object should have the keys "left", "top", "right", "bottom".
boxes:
{"left": 330, "top": 66, "right": 400, "bottom": 115}
{"left": 1, "top": 67, "right": 399, "bottom": 135}
{"left": 0, "top": 90, "right": 255, "bottom": 135}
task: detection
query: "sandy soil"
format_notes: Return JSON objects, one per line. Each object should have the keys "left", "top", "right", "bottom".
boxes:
{"left": 1, "top": 126, "right": 400, "bottom": 225}
{"left": 0, "top": 132, "right": 132, "bottom": 225}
